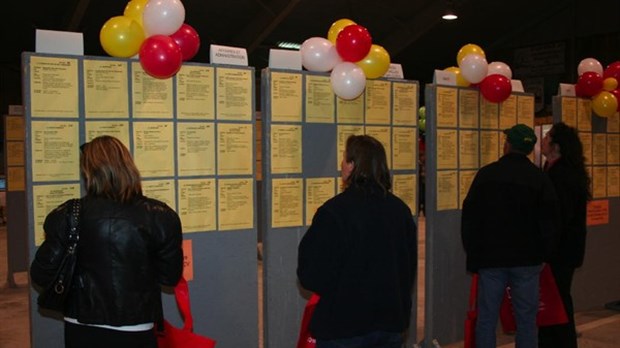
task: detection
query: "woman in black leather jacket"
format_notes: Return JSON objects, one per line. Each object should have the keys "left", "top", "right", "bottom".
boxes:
{"left": 31, "top": 135, "right": 183, "bottom": 348}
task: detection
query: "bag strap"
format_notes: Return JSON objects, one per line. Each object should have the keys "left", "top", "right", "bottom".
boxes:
{"left": 67, "top": 199, "right": 80, "bottom": 251}
{"left": 469, "top": 273, "right": 479, "bottom": 310}
{"left": 174, "top": 276, "right": 194, "bottom": 331}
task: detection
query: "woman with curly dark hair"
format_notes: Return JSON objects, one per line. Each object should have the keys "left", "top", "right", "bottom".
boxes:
{"left": 539, "top": 122, "right": 591, "bottom": 348}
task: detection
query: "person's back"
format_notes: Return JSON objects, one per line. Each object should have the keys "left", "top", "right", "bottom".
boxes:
{"left": 461, "top": 124, "right": 558, "bottom": 348}
{"left": 64, "top": 195, "right": 181, "bottom": 324}
{"left": 297, "top": 135, "right": 417, "bottom": 348}
{"left": 299, "top": 184, "right": 416, "bottom": 339}
{"left": 462, "top": 152, "right": 553, "bottom": 272}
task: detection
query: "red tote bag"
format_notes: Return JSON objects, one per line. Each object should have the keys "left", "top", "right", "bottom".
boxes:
{"left": 500, "top": 264, "right": 569, "bottom": 333}
{"left": 464, "top": 274, "right": 479, "bottom": 348}
{"left": 297, "top": 293, "right": 320, "bottom": 348}
{"left": 156, "top": 277, "right": 217, "bottom": 348}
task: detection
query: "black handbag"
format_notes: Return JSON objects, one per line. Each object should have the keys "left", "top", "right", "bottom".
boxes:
{"left": 37, "top": 199, "right": 80, "bottom": 312}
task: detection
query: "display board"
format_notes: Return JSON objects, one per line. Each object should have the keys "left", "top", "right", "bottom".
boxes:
{"left": 3, "top": 114, "right": 28, "bottom": 287}
{"left": 23, "top": 52, "right": 258, "bottom": 348}
{"left": 423, "top": 84, "right": 535, "bottom": 346}
{"left": 260, "top": 68, "right": 420, "bottom": 347}
{"left": 552, "top": 96, "right": 620, "bottom": 310}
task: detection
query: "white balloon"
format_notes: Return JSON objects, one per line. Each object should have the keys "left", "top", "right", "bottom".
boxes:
{"left": 459, "top": 53, "right": 488, "bottom": 84}
{"left": 578, "top": 58, "right": 603, "bottom": 76}
{"left": 143, "top": 0, "right": 185, "bottom": 36}
{"left": 330, "top": 62, "right": 366, "bottom": 100}
{"left": 300, "top": 37, "right": 342, "bottom": 72}
{"left": 487, "top": 61, "right": 512, "bottom": 79}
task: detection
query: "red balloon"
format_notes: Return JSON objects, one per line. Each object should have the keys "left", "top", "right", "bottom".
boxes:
{"left": 335, "top": 24, "right": 372, "bottom": 62}
{"left": 576, "top": 71, "right": 603, "bottom": 97}
{"left": 139, "top": 35, "right": 183, "bottom": 79}
{"left": 603, "top": 61, "right": 620, "bottom": 81}
{"left": 479, "top": 74, "right": 512, "bottom": 103}
{"left": 170, "top": 23, "right": 200, "bottom": 61}
{"left": 609, "top": 89, "right": 620, "bottom": 111}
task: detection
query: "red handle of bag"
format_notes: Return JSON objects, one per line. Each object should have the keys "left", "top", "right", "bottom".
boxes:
{"left": 174, "top": 277, "right": 194, "bottom": 331}
{"left": 469, "top": 274, "right": 479, "bottom": 312}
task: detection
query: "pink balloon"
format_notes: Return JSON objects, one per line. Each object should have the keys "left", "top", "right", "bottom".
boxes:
{"left": 300, "top": 37, "right": 342, "bottom": 72}
{"left": 170, "top": 23, "right": 200, "bottom": 61}
{"left": 143, "top": 0, "right": 185, "bottom": 36}
{"left": 139, "top": 35, "right": 183, "bottom": 79}
{"left": 459, "top": 53, "right": 488, "bottom": 84}
{"left": 330, "top": 62, "right": 366, "bottom": 100}
{"left": 487, "top": 61, "right": 512, "bottom": 79}
{"left": 335, "top": 25, "right": 372, "bottom": 62}
{"left": 479, "top": 74, "right": 512, "bottom": 103}
{"left": 577, "top": 58, "right": 603, "bottom": 76}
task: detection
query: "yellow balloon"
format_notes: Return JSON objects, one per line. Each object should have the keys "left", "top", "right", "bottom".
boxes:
{"left": 100, "top": 16, "right": 145, "bottom": 58}
{"left": 457, "top": 44, "right": 485, "bottom": 65}
{"left": 356, "top": 44, "right": 391, "bottom": 79}
{"left": 603, "top": 77, "right": 618, "bottom": 91}
{"left": 124, "top": 0, "right": 149, "bottom": 27}
{"left": 444, "top": 66, "right": 471, "bottom": 87}
{"left": 327, "top": 18, "right": 356, "bottom": 44}
{"left": 592, "top": 91, "right": 618, "bottom": 118}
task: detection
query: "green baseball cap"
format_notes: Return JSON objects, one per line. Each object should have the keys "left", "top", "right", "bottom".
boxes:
{"left": 503, "top": 124, "right": 537, "bottom": 154}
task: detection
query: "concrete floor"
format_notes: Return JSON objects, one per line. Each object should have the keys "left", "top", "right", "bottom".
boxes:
{"left": 2, "top": 219, "right": 619, "bottom": 348}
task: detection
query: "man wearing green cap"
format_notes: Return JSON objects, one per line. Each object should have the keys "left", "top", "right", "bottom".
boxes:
{"left": 461, "top": 124, "right": 559, "bottom": 348}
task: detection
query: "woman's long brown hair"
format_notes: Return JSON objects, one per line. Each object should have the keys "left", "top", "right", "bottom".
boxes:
{"left": 80, "top": 136, "right": 142, "bottom": 202}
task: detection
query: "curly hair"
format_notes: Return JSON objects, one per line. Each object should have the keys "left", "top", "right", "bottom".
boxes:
{"left": 548, "top": 122, "right": 592, "bottom": 200}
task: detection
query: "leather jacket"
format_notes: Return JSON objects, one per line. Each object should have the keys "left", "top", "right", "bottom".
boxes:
{"left": 31, "top": 195, "right": 183, "bottom": 326}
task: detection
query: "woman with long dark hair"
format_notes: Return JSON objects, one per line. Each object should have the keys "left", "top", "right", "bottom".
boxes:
{"left": 539, "top": 122, "right": 591, "bottom": 348}
{"left": 31, "top": 135, "right": 183, "bottom": 348}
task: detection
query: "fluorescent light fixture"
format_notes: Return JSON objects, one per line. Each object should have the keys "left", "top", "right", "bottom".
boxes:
{"left": 277, "top": 41, "right": 301, "bottom": 50}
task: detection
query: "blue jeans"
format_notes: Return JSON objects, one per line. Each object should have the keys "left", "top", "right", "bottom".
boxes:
{"left": 316, "top": 331, "right": 403, "bottom": 348}
{"left": 476, "top": 265, "right": 542, "bottom": 348}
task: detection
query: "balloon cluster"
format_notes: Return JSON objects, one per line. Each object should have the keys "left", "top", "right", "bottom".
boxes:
{"left": 443, "top": 44, "right": 513, "bottom": 103}
{"left": 100, "top": 0, "right": 200, "bottom": 79}
{"left": 300, "top": 18, "right": 391, "bottom": 100}
{"left": 574, "top": 58, "right": 620, "bottom": 118}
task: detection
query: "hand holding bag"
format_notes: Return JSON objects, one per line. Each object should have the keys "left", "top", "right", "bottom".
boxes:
{"left": 37, "top": 199, "right": 80, "bottom": 312}
{"left": 464, "top": 274, "right": 478, "bottom": 348}
{"left": 156, "top": 277, "right": 216, "bottom": 348}
{"left": 296, "top": 293, "right": 320, "bottom": 348}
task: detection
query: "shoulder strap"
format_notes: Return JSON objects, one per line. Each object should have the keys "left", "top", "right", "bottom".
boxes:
{"left": 67, "top": 199, "right": 80, "bottom": 247}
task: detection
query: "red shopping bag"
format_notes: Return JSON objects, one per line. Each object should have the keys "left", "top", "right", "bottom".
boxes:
{"left": 464, "top": 274, "right": 479, "bottom": 348}
{"left": 156, "top": 277, "right": 217, "bottom": 348}
{"left": 500, "top": 264, "right": 568, "bottom": 333}
{"left": 297, "top": 293, "right": 320, "bottom": 348}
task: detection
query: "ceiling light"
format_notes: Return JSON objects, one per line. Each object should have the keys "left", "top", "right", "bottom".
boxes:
{"left": 277, "top": 41, "right": 301, "bottom": 50}
{"left": 442, "top": 1, "right": 458, "bottom": 20}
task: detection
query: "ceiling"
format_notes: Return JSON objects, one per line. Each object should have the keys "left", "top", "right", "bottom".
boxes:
{"left": 2, "top": 0, "right": 620, "bottom": 95}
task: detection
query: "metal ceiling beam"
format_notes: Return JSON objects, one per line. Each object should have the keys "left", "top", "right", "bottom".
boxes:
{"left": 66, "top": 0, "right": 91, "bottom": 31}
{"left": 380, "top": 0, "right": 446, "bottom": 57}
{"left": 231, "top": 0, "right": 302, "bottom": 53}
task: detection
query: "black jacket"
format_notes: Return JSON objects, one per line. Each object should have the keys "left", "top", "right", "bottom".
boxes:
{"left": 297, "top": 184, "right": 417, "bottom": 340}
{"left": 546, "top": 157, "right": 588, "bottom": 268}
{"left": 31, "top": 195, "right": 183, "bottom": 326}
{"left": 461, "top": 153, "right": 558, "bottom": 272}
